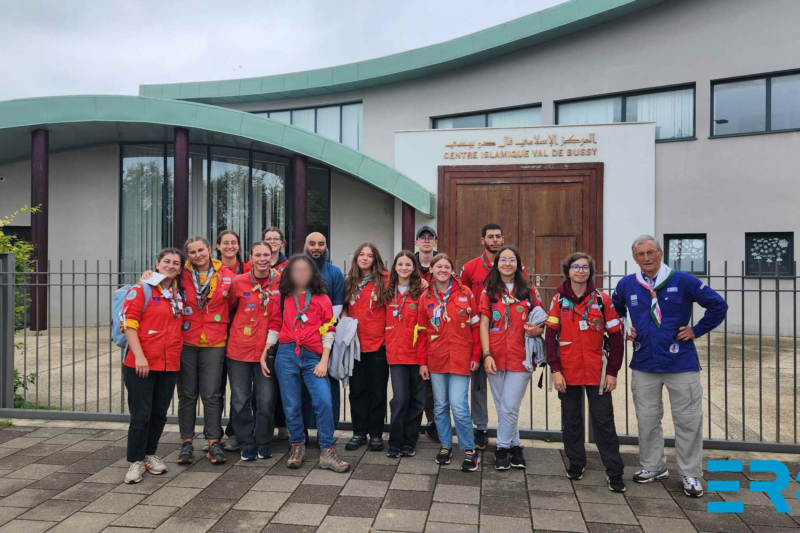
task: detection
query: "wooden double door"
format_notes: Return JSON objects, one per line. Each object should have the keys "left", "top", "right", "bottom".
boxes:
{"left": 437, "top": 164, "right": 603, "bottom": 283}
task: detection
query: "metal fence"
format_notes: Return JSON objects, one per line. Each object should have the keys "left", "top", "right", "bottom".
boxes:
{"left": 1, "top": 252, "right": 798, "bottom": 453}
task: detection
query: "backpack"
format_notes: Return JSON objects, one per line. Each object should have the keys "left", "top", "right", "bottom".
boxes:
{"left": 111, "top": 283, "right": 153, "bottom": 351}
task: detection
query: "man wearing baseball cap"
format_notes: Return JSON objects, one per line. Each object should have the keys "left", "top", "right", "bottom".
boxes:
{"left": 414, "top": 225, "right": 438, "bottom": 439}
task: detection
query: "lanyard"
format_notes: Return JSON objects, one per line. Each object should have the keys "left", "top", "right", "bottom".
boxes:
{"left": 355, "top": 273, "right": 373, "bottom": 300}
{"left": 293, "top": 292, "right": 312, "bottom": 327}
{"left": 500, "top": 286, "right": 519, "bottom": 331}
{"left": 157, "top": 281, "right": 183, "bottom": 319}
{"left": 562, "top": 291, "right": 597, "bottom": 323}
{"left": 249, "top": 269, "right": 274, "bottom": 315}
{"left": 431, "top": 280, "right": 452, "bottom": 329}
{"left": 393, "top": 286, "right": 410, "bottom": 322}
{"left": 191, "top": 263, "right": 215, "bottom": 311}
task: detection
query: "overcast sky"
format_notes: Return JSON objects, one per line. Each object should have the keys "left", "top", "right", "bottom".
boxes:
{"left": 0, "top": 0, "right": 566, "bottom": 101}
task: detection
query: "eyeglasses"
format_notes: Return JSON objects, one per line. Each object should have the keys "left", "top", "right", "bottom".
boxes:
{"left": 417, "top": 236, "right": 436, "bottom": 242}
{"left": 263, "top": 237, "right": 283, "bottom": 243}
{"left": 570, "top": 265, "right": 590, "bottom": 272}
{"left": 633, "top": 250, "right": 660, "bottom": 260}
{"left": 498, "top": 257, "right": 517, "bottom": 264}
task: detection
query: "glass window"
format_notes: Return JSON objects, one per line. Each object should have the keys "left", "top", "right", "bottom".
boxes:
{"left": 342, "top": 103, "right": 363, "bottom": 151}
{"left": 745, "top": 232, "right": 794, "bottom": 277}
{"left": 268, "top": 111, "right": 291, "bottom": 124}
{"left": 210, "top": 147, "right": 250, "bottom": 244}
{"left": 316, "top": 106, "right": 341, "bottom": 142}
{"left": 291, "top": 109, "right": 315, "bottom": 132}
{"left": 256, "top": 103, "right": 363, "bottom": 150}
{"left": 120, "top": 144, "right": 165, "bottom": 278}
{"left": 307, "top": 166, "right": 330, "bottom": 239}
{"left": 434, "top": 114, "right": 486, "bottom": 129}
{"left": 487, "top": 107, "right": 542, "bottom": 128}
{"left": 251, "top": 152, "right": 289, "bottom": 245}
{"left": 771, "top": 73, "right": 800, "bottom": 131}
{"left": 626, "top": 88, "right": 694, "bottom": 140}
{"left": 664, "top": 234, "right": 707, "bottom": 275}
{"left": 558, "top": 97, "right": 623, "bottom": 125}
{"left": 166, "top": 144, "right": 208, "bottom": 247}
{"left": 713, "top": 79, "right": 766, "bottom": 135}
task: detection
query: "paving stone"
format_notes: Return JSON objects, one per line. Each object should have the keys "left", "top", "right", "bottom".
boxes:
{"left": 112, "top": 504, "right": 179, "bottom": 527}
{"left": 424, "top": 523, "right": 478, "bottom": 533}
{"left": 0, "top": 470, "right": 11, "bottom": 479}
{"left": 403, "top": 447, "right": 440, "bottom": 463}
{"left": 719, "top": 489, "right": 772, "bottom": 506}
{"left": 527, "top": 459, "right": 569, "bottom": 477}
{"left": 674, "top": 492, "right": 723, "bottom": 511}
{"left": 153, "top": 516, "right": 217, "bottom": 533}
{"left": 24, "top": 428, "right": 71, "bottom": 439}
{"left": 86, "top": 430, "right": 129, "bottom": 442}
{"left": 382, "top": 490, "right": 433, "bottom": 511}
{"left": 433, "top": 484, "right": 480, "bottom": 505}
{"left": 527, "top": 474, "right": 574, "bottom": 493}
{"left": 28, "top": 472, "right": 88, "bottom": 491}
{"left": 0, "top": 520, "right": 59, "bottom": 533}
{"left": 15, "top": 444, "right": 69, "bottom": 457}
{"left": 528, "top": 491, "right": 580, "bottom": 511}
{"left": 263, "top": 524, "right": 316, "bottom": 533}
{"left": 5, "top": 463, "right": 64, "bottom": 480}
{"left": 53, "top": 481, "right": 116, "bottom": 501}
{"left": 63, "top": 440, "right": 110, "bottom": 453}
{"left": 317, "top": 516, "right": 373, "bottom": 533}
{"left": 84, "top": 467, "right": 129, "bottom": 484}
{"left": 390, "top": 474, "right": 435, "bottom": 492}
{"left": 482, "top": 466, "right": 526, "bottom": 482}
{"left": 679, "top": 509, "right": 749, "bottom": 532}
{"left": 531, "top": 509, "right": 588, "bottom": 532}
{"left": 0, "top": 488, "right": 60, "bottom": 508}
{"left": 0, "top": 508, "right": 26, "bottom": 528}
{"left": 46, "top": 512, "right": 118, "bottom": 533}
{"left": 43, "top": 434, "right": 89, "bottom": 446}
{"left": 271, "top": 503, "right": 330, "bottom": 526}
{"left": 574, "top": 485, "right": 627, "bottom": 505}
{"left": 18, "top": 498, "right": 87, "bottom": 521}
{"left": 351, "top": 464, "right": 397, "bottom": 481}
{"left": 585, "top": 524, "right": 643, "bottom": 533}
{"left": 329, "top": 495, "right": 383, "bottom": 517}
{"left": 301, "top": 469, "right": 350, "bottom": 487}
{"left": 478, "top": 514, "right": 534, "bottom": 533}
{"left": 198, "top": 479, "right": 255, "bottom": 500}
{"left": 359, "top": 452, "right": 406, "bottom": 466}
{"left": 0, "top": 455, "right": 39, "bottom": 470}
{"left": 110, "top": 477, "right": 169, "bottom": 495}
{"left": 251, "top": 474, "right": 302, "bottom": 492}
{"left": 438, "top": 469, "right": 481, "bottom": 487}
{"left": 626, "top": 496, "right": 684, "bottom": 518}
{"left": 102, "top": 527, "right": 156, "bottom": 533}
{"left": 428, "top": 502, "right": 479, "bottom": 525}
{"left": 397, "top": 460, "right": 438, "bottom": 475}
{"left": 573, "top": 470, "right": 613, "bottom": 487}
{"left": 185, "top": 458, "right": 235, "bottom": 474}
{"left": 373, "top": 508, "right": 427, "bottom": 532}
{"left": 174, "top": 497, "right": 234, "bottom": 519}
{"left": 580, "top": 502, "right": 638, "bottom": 525}
{"left": 268, "top": 460, "right": 316, "bottom": 477}
{"left": 481, "top": 479, "right": 525, "bottom": 498}
{"left": 523, "top": 447, "right": 563, "bottom": 462}
{"left": 0, "top": 478, "right": 35, "bottom": 497}
{"left": 58, "top": 459, "right": 116, "bottom": 475}
{"left": 621, "top": 480, "right": 673, "bottom": 499}
{"left": 217, "top": 465, "right": 268, "bottom": 482}
{"left": 287, "top": 484, "right": 341, "bottom": 504}
{"left": 341, "top": 479, "right": 389, "bottom": 498}
{"left": 737, "top": 505, "right": 799, "bottom": 527}
{"left": 638, "top": 516, "right": 697, "bottom": 533}
{"left": 82, "top": 492, "right": 145, "bottom": 514}
{"left": 142, "top": 486, "right": 203, "bottom": 507}
{"left": 84, "top": 447, "right": 127, "bottom": 461}
{"left": 209, "top": 510, "right": 273, "bottom": 532}
{"left": 0, "top": 438, "right": 48, "bottom": 450}
{"left": 166, "top": 472, "right": 221, "bottom": 489}
{"left": 232, "top": 490, "right": 290, "bottom": 512}
{"left": 480, "top": 495, "right": 530, "bottom": 518}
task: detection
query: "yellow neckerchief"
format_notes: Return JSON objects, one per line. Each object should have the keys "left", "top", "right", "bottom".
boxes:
{"left": 185, "top": 258, "right": 226, "bottom": 347}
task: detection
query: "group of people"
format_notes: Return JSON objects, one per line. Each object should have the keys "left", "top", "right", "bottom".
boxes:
{"left": 120, "top": 221, "right": 728, "bottom": 499}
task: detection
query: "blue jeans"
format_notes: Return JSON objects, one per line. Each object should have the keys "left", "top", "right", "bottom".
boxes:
{"left": 302, "top": 376, "right": 340, "bottom": 431}
{"left": 429, "top": 373, "right": 474, "bottom": 451}
{"left": 275, "top": 343, "right": 335, "bottom": 449}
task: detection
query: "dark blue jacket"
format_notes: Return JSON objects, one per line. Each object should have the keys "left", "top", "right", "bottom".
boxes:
{"left": 320, "top": 262, "right": 345, "bottom": 307}
{"left": 612, "top": 270, "right": 727, "bottom": 373}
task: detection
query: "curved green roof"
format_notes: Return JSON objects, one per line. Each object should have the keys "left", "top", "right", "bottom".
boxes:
{"left": 139, "top": 0, "right": 666, "bottom": 104}
{"left": 0, "top": 95, "right": 434, "bottom": 215}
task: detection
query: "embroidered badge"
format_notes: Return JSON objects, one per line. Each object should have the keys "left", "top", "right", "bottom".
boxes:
{"left": 126, "top": 290, "right": 137, "bottom": 300}
{"left": 243, "top": 292, "right": 251, "bottom": 299}
{"left": 409, "top": 303, "right": 416, "bottom": 310}
{"left": 152, "top": 297, "right": 161, "bottom": 307}
{"left": 667, "top": 287, "right": 678, "bottom": 293}
{"left": 492, "top": 310, "right": 502, "bottom": 321}
{"left": 459, "top": 297, "right": 468, "bottom": 302}
{"left": 516, "top": 305, "right": 524, "bottom": 312}
{"left": 184, "top": 307, "right": 193, "bottom": 316}
{"left": 244, "top": 327, "right": 252, "bottom": 336}
{"left": 223, "top": 277, "right": 231, "bottom": 283}
{"left": 669, "top": 343, "right": 679, "bottom": 353}
{"left": 182, "top": 323, "right": 191, "bottom": 331}
{"left": 459, "top": 309, "right": 466, "bottom": 316}
{"left": 214, "top": 314, "right": 222, "bottom": 322}
{"left": 634, "top": 341, "right": 641, "bottom": 351}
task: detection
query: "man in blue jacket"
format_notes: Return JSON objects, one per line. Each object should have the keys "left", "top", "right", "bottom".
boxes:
{"left": 612, "top": 235, "right": 727, "bottom": 498}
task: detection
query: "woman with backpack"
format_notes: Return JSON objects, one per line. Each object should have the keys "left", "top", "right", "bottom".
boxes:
{"left": 119, "top": 247, "right": 186, "bottom": 484}
{"left": 479, "top": 245, "right": 544, "bottom": 470}
{"left": 417, "top": 253, "right": 482, "bottom": 472}
{"left": 545, "top": 252, "right": 626, "bottom": 493}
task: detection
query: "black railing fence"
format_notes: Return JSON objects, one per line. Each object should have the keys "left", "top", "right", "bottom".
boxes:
{"left": 0, "top": 253, "right": 798, "bottom": 453}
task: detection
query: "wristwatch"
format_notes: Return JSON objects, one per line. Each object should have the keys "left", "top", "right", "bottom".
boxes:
{"left": 481, "top": 352, "right": 491, "bottom": 361}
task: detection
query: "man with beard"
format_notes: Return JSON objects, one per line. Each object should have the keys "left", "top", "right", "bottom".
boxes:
{"left": 459, "top": 224, "right": 525, "bottom": 450}
{"left": 414, "top": 226, "right": 438, "bottom": 440}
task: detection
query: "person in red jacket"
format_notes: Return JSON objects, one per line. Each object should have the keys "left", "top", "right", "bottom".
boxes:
{"left": 120, "top": 247, "right": 186, "bottom": 484}
{"left": 479, "top": 245, "right": 544, "bottom": 471}
{"left": 385, "top": 250, "right": 427, "bottom": 458}
{"left": 418, "top": 253, "right": 482, "bottom": 472}
{"left": 263, "top": 255, "right": 350, "bottom": 473}
{"left": 226, "top": 241, "right": 280, "bottom": 462}
{"left": 545, "top": 252, "right": 626, "bottom": 493}
{"left": 215, "top": 229, "right": 249, "bottom": 275}
{"left": 342, "top": 243, "right": 390, "bottom": 452}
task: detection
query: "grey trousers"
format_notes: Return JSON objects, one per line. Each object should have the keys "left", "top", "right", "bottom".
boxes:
{"left": 177, "top": 345, "right": 226, "bottom": 441}
{"left": 487, "top": 370, "right": 531, "bottom": 449}
{"left": 631, "top": 369, "right": 704, "bottom": 478}
{"left": 470, "top": 366, "right": 489, "bottom": 431}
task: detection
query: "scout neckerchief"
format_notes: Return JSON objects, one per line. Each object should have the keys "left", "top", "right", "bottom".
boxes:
{"left": 292, "top": 291, "right": 312, "bottom": 327}
{"left": 635, "top": 264, "right": 675, "bottom": 328}
{"left": 392, "top": 285, "right": 411, "bottom": 322}
{"left": 249, "top": 269, "right": 274, "bottom": 316}
{"left": 561, "top": 290, "right": 600, "bottom": 331}
{"left": 157, "top": 280, "right": 183, "bottom": 319}
{"left": 431, "top": 280, "right": 452, "bottom": 330}
{"left": 232, "top": 261, "right": 243, "bottom": 275}
{"left": 499, "top": 285, "right": 520, "bottom": 331}
{"left": 355, "top": 273, "right": 373, "bottom": 300}
{"left": 190, "top": 262, "right": 215, "bottom": 311}
{"left": 481, "top": 252, "right": 494, "bottom": 271}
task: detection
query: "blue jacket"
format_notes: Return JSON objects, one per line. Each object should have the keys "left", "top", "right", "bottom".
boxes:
{"left": 320, "top": 262, "right": 345, "bottom": 307}
{"left": 612, "top": 270, "right": 727, "bottom": 373}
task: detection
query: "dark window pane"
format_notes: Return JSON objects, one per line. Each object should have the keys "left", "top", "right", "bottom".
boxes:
{"left": 664, "top": 234, "right": 706, "bottom": 275}
{"left": 745, "top": 232, "right": 794, "bottom": 277}
{"left": 307, "top": 166, "right": 330, "bottom": 240}
{"left": 210, "top": 147, "right": 250, "bottom": 245}
{"left": 434, "top": 113, "right": 486, "bottom": 129}
{"left": 166, "top": 144, "right": 208, "bottom": 248}
{"left": 771, "top": 73, "right": 800, "bottom": 131}
{"left": 713, "top": 79, "right": 766, "bottom": 135}
{"left": 251, "top": 152, "right": 289, "bottom": 249}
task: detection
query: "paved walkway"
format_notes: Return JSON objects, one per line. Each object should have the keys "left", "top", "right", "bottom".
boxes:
{"left": 0, "top": 419, "right": 797, "bottom": 533}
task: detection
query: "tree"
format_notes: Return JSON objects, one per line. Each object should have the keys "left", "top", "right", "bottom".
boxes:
{"left": 0, "top": 205, "right": 40, "bottom": 329}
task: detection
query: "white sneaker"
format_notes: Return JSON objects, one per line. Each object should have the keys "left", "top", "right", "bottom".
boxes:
{"left": 633, "top": 468, "right": 669, "bottom": 483}
{"left": 682, "top": 476, "right": 704, "bottom": 498}
{"left": 125, "top": 461, "right": 145, "bottom": 484}
{"left": 144, "top": 454, "right": 167, "bottom": 475}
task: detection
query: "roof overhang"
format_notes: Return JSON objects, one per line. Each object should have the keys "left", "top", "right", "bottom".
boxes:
{"left": 0, "top": 95, "right": 434, "bottom": 216}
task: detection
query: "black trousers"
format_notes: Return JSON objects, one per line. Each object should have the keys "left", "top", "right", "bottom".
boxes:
{"left": 559, "top": 385, "right": 625, "bottom": 478}
{"left": 124, "top": 366, "right": 179, "bottom": 463}
{"left": 349, "top": 346, "right": 390, "bottom": 437}
{"left": 388, "top": 364, "right": 427, "bottom": 449}
{"left": 222, "top": 352, "right": 285, "bottom": 437}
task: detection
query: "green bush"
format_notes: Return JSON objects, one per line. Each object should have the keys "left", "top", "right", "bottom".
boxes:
{"left": 0, "top": 205, "right": 39, "bottom": 329}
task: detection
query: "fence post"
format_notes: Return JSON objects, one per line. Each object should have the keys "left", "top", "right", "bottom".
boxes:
{"left": 0, "top": 253, "right": 16, "bottom": 409}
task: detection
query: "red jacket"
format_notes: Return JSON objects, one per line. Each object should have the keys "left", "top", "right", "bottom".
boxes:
{"left": 346, "top": 272, "right": 388, "bottom": 353}
{"left": 417, "top": 278, "right": 480, "bottom": 376}
{"left": 460, "top": 252, "right": 526, "bottom": 296}
{"left": 268, "top": 292, "right": 336, "bottom": 356}
{"left": 181, "top": 260, "right": 234, "bottom": 346}
{"left": 121, "top": 283, "right": 184, "bottom": 371}
{"left": 245, "top": 255, "right": 287, "bottom": 275}
{"left": 227, "top": 272, "right": 281, "bottom": 362}
{"left": 385, "top": 287, "right": 425, "bottom": 365}
{"left": 545, "top": 280, "right": 624, "bottom": 386}
{"left": 479, "top": 285, "right": 543, "bottom": 373}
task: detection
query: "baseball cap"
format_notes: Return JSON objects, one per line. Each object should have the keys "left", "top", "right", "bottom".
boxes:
{"left": 416, "top": 226, "right": 437, "bottom": 240}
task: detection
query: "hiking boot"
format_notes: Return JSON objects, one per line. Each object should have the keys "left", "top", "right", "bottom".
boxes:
{"left": 494, "top": 448, "right": 511, "bottom": 470}
{"left": 125, "top": 461, "right": 145, "bottom": 484}
{"left": 682, "top": 476, "right": 703, "bottom": 498}
{"left": 240, "top": 446, "right": 257, "bottom": 461}
{"left": 462, "top": 450, "right": 481, "bottom": 472}
{"left": 223, "top": 436, "right": 242, "bottom": 451}
{"left": 369, "top": 436, "right": 385, "bottom": 452}
{"left": 566, "top": 466, "right": 585, "bottom": 480}
{"left": 608, "top": 476, "right": 626, "bottom": 493}
{"left": 474, "top": 430, "right": 488, "bottom": 450}
{"left": 206, "top": 442, "right": 227, "bottom": 464}
{"left": 509, "top": 446, "right": 526, "bottom": 469}
{"left": 177, "top": 442, "right": 194, "bottom": 465}
{"left": 345, "top": 435, "right": 368, "bottom": 451}
{"left": 401, "top": 445, "right": 416, "bottom": 457}
{"left": 257, "top": 446, "right": 272, "bottom": 459}
{"left": 387, "top": 447, "right": 402, "bottom": 459}
{"left": 633, "top": 468, "right": 669, "bottom": 484}
{"left": 287, "top": 443, "right": 305, "bottom": 469}
{"left": 319, "top": 447, "right": 351, "bottom": 473}
{"left": 426, "top": 421, "right": 439, "bottom": 440}
{"left": 144, "top": 454, "right": 167, "bottom": 475}
{"left": 436, "top": 446, "right": 453, "bottom": 465}
{"left": 277, "top": 427, "right": 290, "bottom": 440}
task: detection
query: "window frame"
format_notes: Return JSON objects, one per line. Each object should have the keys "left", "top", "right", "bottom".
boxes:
{"left": 744, "top": 232, "right": 795, "bottom": 278}
{"left": 252, "top": 101, "right": 363, "bottom": 148}
{"left": 710, "top": 69, "right": 800, "bottom": 139}
{"left": 554, "top": 84, "right": 697, "bottom": 143}
{"left": 431, "top": 103, "right": 543, "bottom": 130}
{"left": 663, "top": 233, "right": 708, "bottom": 276}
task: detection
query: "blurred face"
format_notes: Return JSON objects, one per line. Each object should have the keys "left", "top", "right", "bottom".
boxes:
{"left": 305, "top": 233, "right": 327, "bottom": 259}
{"left": 216, "top": 234, "right": 240, "bottom": 260}
{"left": 250, "top": 244, "right": 273, "bottom": 273}
{"left": 395, "top": 256, "right": 415, "bottom": 281}
{"left": 415, "top": 232, "right": 437, "bottom": 253}
{"left": 481, "top": 229, "right": 504, "bottom": 253}
{"left": 633, "top": 240, "right": 663, "bottom": 277}
{"left": 432, "top": 260, "right": 453, "bottom": 284}
{"left": 155, "top": 253, "right": 182, "bottom": 280}
{"left": 356, "top": 247, "right": 374, "bottom": 273}
{"left": 290, "top": 260, "right": 314, "bottom": 290}
{"left": 568, "top": 258, "right": 591, "bottom": 283}
{"left": 497, "top": 249, "right": 518, "bottom": 278}
{"left": 186, "top": 241, "right": 210, "bottom": 268}
{"left": 263, "top": 231, "right": 285, "bottom": 255}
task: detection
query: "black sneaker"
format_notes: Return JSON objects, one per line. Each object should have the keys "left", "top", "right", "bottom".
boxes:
{"left": 240, "top": 446, "right": 257, "bottom": 462}
{"left": 566, "top": 466, "right": 585, "bottom": 480}
{"left": 608, "top": 476, "right": 626, "bottom": 493}
{"left": 462, "top": 450, "right": 481, "bottom": 472}
{"left": 474, "top": 430, "right": 488, "bottom": 450}
{"left": 435, "top": 446, "right": 453, "bottom": 465}
{"left": 368, "top": 436, "right": 384, "bottom": 452}
{"left": 177, "top": 442, "right": 194, "bottom": 465}
{"left": 387, "top": 447, "right": 402, "bottom": 458}
{"left": 426, "top": 422, "right": 439, "bottom": 440}
{"left": 509, "top": 446, "right": 526, "bottom": 469}
{"left": 494, "top": 448, "right": 511, "bottom": 470}
{"left": 257, "top": 446, "right": 272, "bottom": 459}
{"left": 345, "top": 435, "right": 368, "bottom": 451}
{"left": 401, "top": 445, "right": 416, "bottom": 457}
